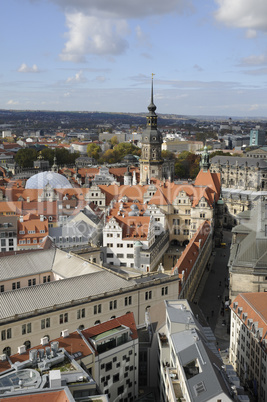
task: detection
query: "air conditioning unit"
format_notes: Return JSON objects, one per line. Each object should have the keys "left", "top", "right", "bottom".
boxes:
{"left": 0, "top": 354, "right": 6, "bottom": 361}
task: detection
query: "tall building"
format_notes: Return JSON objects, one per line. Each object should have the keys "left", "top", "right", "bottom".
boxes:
{"left": 229, "top": 292, "right": 267, "bottom": 401}
{"left": 250, "top": 127, "right": 266, "bottom": 147}
{"left": 139, "top": 77, "right": 164, "bottom": 184}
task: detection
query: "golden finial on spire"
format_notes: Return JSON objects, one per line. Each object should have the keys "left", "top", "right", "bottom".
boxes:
{"left": 152, "top": 73, "right": 155, "bottom": 80}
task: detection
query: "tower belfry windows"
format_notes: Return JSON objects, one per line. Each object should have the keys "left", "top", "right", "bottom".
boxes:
{"left": 140, "top": 75, "right": 163, "bottom": 184}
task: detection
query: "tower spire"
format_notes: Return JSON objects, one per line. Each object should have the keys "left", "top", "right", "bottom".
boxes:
{"left": 148, "top": 73, "right": 156, "bottom": 115}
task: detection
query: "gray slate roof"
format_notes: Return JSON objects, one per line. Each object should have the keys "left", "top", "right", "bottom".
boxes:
{"left": 0, "top": 270, "right": 136, "bottom": 321}
{"left": 0, "top": 249, "right": 56, "bottom": 281}
{"left": 211, "top": 155, "right": 267, "bottom": 168}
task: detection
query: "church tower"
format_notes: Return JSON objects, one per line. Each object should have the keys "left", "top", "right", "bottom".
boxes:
{"left": 139, "top": 75, "right": 163, "bottom": 184}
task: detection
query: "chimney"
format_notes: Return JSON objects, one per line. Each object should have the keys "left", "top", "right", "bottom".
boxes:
{"left": 40, "top": 215, "right": 44, "bottom": 222}
{"left": 19, "top": 215, "right": 23, "bottom": 223}
{"left": 27, "top": 197, "right": 30, "bottom": 203}
{"left": 199, "top": 239, "right": 202, "bottom": 249}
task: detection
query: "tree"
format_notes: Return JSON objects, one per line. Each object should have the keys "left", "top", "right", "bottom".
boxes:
{"left": 113, "top": 142, "right": 141, "bottom": 160}
{"left": 100, "top": 149, "right": 119, "bottom": 164}
{"left": 15, "top": 148, "right": 38, "bottom": 168}
{"left": 110, "top": 135, "right": 119, "bottom": 147}
{"left": 87, "top": 143, "right": 101, "bottom": 160}
{"left": 161, "top": 150, "right": 176, "bottom": 160}
{"left": 174, "top": 151, "right": 200, "bottom": 179}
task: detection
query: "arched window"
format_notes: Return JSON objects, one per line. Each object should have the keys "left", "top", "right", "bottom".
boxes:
{"left": 24, "top": 340, "right": 31, "bottom": 350}
{"left": 110, "top": 316, "right": 116, "bottom": 319}
{"left": 94, "top": 320, "right": 101, "bottom": 325}
{"left": 3, "top": 347, "right": 11, "bottom": 356}
{"left": 146, "top": 306, "right": 151, "bottom": 311}
{"left": 78, "top": 325, "right": 84, "bottom": 331}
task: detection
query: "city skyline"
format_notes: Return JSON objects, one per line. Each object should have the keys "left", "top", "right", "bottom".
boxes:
{"left": 1, "top": 0, "right": 267, "bottom": 117}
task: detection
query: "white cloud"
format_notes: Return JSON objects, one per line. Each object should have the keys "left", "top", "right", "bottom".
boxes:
{"left": 60, "top": 13, "right": 129, "bottom": 61}
{"left": 240, "top": 53, "right": 267, "bottom": 66}
{"left": 214, "top": 0, "right": 267, "bottom": 33}
{"left": 51, "top": 0, "right": 193, "bottom": 61}
{"left": 135, "top": 25, "right": 151, "bottom": 48}
{"left": 7, "top": 100, "right": 19, "bottom": 105}
{"left": 249, "top": 104, "right": 259, "bottom": 111}
{"left": 17, "top": 63, "right": 39, "bottom": 73}
{"left": 246, "top": 29, "right": 257, "bottom": 38}
{"left": 66, "top": 70, "right": 87, "bottom": 83}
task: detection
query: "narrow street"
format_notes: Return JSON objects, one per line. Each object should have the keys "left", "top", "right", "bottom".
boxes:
{"left": 197, "top": 230, "right": 232, "bottom": 352}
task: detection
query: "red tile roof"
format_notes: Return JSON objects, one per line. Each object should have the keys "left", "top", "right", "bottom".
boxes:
{"left": 230, "top": 292, "right": 267, "bottom": 346}
{"left": 171, "top": 221, "right": 211, "bottom": 283}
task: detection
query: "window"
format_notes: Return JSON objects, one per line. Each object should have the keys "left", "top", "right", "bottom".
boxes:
{"left": 127, "top": 254, "right": 134, "bottom": 258}
{"left": 107, "top": 253, "right": 113, "bottom": 258}
{"left": 145, "top": 291, "right": 152, "bottom": 300}
{"left": 161, "top": 286, "right": 168, "bottom": 296}
{"left": 3, "top": 347, "right": 11, "bottom": 356}
{"left": 59, "top": 313, "right": 68, "bottom": 324}
{"left": 105, "top": 362, "right": 112, "bottom": 372}
{"left": 117, "top": 385, "right": 124, "bottom": 396}
{"left": 0, "top": 285, "right": 4, "bottom": 293}
{"left": 117, "top": 243, "right": 123, "bottom": 248}
{"left": 22, "top": 323, "right": 31, "bottom": 335}
{"left": 200, "top": 213, "right": 206, "bottom": 218}
{"left": 77, "top": 308, "right": 85, "bottom": 319}
{"left": 24, "top": 340, "right": 31, "bottom": 350}
{"left": 94, "top": 304, "right": 101, "bottom": 314}
{"left": 127, "top": 244, "right": 133, "bottom": 248}
{"left": 7, "top": 328, "right": 12, "bottom": 339}
{"left": 110, "top": 300, "right": 117, "bottom": 310}
{"left": 183, "top": 229, "right": 189, "bottom": 235}
{"left": 117, "top": 253, "right": 124, "bottom": 258}
{"left": 113, "top": 373, "right": 120, "bottom": 382}
{"left": 41, "top": 318, "right": 50, "bottom": 329}
{"left": 107, "top": 243, "right": 113, "bottom": 247}
{"left": 124, "top": 296, "right": 132, "bottom": 306}
{"left": 185, "top": 219, "right": 190, "bottom": 225}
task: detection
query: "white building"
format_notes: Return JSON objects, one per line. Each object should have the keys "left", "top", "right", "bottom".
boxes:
{"left": 153, "top": 300, "right": 249, "bottom": 402}
{"left": 230, "top": 292, "right": 267, "bottom": 401}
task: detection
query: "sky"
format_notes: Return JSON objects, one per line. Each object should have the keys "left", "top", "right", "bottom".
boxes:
{"left": 1, "top": 0, "right": 267, "bottom": 117}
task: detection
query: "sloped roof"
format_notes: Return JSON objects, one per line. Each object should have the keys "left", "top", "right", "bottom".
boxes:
{"left": 0, "top": 270, "right": 136, "bottom": 321}
{"left": 0, "top": 249, "right": 56, "bottom": 281}
{"left": 231, "top": 293, "right": 267, "bottom": 345}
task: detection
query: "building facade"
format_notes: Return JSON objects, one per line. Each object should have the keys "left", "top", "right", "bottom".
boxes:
{"left": 229, "top": 293, "right": 267, "bottom": 401}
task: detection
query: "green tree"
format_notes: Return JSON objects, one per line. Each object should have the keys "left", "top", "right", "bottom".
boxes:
{"left": 100, "top": 149, "right": 119, "bottom": 164}
{"left": 113, "top": 142, "right": 141, "bottom": 160}
{"left": 110, "top": 135, "right": 119, "bottom": 147}
{"left": 15, "top": 148, "right": 38, "bottom": 168}
{"left": 87, "top": 143, "right": 102, "bottom": 160}
{"left": 174, "top": 151, "right": 200, "bottom": 179}
{"left": 161, "top": 150, "right": 176, "bottom": 160}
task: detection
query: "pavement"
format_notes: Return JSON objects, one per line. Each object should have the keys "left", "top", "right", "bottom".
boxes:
{"left": 195, "top": 230, "right": 233, "bottom": 361}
